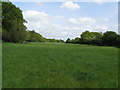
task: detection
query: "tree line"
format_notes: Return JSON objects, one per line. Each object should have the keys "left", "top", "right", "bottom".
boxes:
{"left": 1, "top": 2, "right": 120, "bottom": 47}
{"left": 2, "top": 2, "right": 64, "bottom": 43}
{"left": 66, "top": 31, "right": 120, "bottom": 47}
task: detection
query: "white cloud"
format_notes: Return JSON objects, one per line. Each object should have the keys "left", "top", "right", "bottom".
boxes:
{"left": 23, "top": 10, "right": 77, "bottom": 40}
{"left": 103, "top": 18, "right": 109, "bottom": 22}
{"left": 60, "top": 1, "right": 80, "bottom": 10}
{"left": 68, "top": 18, "right": 79, "bottom": 24}
{"left": 23, "top": 10, "right": 49, "bottom": 22}
{"left": 94, "top": 25, "right": 109, "bottom": 31}
{"left": 68, "top": 17, "right": 111, "bottom": 33}
{"left": 98, "top": 18, "right": 109, "bottom": 22}
{"left": 23, "top": 10, "right": 115, "bottom": 40}
{"left": 68, "top": 17, "right": 96, "bottom": 25}
{"left": 91, "top": 0, "right": 105, "bottom": 4}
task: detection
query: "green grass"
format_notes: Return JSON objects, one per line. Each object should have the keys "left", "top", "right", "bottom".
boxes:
{"left": 3, "top": 42, "right": 118, "bottom": 88}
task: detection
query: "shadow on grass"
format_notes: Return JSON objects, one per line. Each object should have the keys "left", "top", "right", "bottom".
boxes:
{"left": 72, "top": 72, "right": 99, "bottom": 81}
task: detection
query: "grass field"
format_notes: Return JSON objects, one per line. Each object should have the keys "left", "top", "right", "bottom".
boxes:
{"left": 2, "top": 42, "right": 118, "bottom": 88}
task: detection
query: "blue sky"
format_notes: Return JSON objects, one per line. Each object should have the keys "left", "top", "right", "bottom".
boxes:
{"left": 12, "top": 2, "right": 118, "bottom": 40}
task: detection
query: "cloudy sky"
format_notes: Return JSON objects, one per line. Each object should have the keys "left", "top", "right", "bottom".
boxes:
{"left": 13, "top": 1, "right": 118, "bottom": 40}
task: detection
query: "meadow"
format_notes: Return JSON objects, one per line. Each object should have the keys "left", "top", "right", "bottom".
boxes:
{"left": 2, "top": 42, "right": 118, "bottom": 88}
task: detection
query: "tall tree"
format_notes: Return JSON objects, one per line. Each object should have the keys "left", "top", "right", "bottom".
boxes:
{"left": 2, "top": 2, "right": 27, "bottom": 42}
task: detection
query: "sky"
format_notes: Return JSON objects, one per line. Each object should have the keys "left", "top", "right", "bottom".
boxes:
{"left": 12, "top": 1, "right": 118, "bottom": 40}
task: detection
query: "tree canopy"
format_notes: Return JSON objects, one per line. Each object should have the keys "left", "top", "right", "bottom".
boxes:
{"left": 66, "top": 31, "right": 119, "bottom": 47}
{"left": 102, "top": 31, "right": 117, "bottom": 46}
{"left": 2, "top": 2, "right": 27, "bottom": 42}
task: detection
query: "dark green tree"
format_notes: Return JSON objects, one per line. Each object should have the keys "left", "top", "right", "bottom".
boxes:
{"left": 59, "top": 39, "right": 64, "bottom": 43}
{"left": 117, "top": 35, "right": 120, "bottom": 47}
{"left": 66, "top": 38, "right": 71, "bottom": 43}
{"left": 92, "top": 32, "right": 103, "bottom": 45}
{"left": 102, "top": 31, "right": 117, "bottom": 46}
{"left": 26, "top": 30, "right": 47, "bottom": 42}
{"left": 2, "top": 2, "right": 27, "bottom": 42}
{"left": 74, "top": 37, "right": 80, "bottom": 44}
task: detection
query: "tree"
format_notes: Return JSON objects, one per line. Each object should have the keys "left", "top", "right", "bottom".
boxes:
{"left": 66, "top": 38, "right": 71, "bottom": 43}
{"left": 117, "top": 35, "right": 120, "bottom": 47}
{"left": 92, "top": 32, "right": 103, "bottom": 45}
{"left": 81, "top": 31, "right": 94, "bottom": 44}
{"left": 74, "top": 37, "right": 80, "bottom": 44}
{"left": 26, "top": 30, "right": 46, "bottom": 42}
{"left": 102, "top": 31, "right": 117, "bottom": 46}
{"left": 2, "top": 2, "right": 27, "bottom": 42}
{"left": 59, "top": 39, "right": 64, "bottom": 43}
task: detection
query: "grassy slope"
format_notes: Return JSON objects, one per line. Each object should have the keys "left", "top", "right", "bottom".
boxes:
{"left": 2, "top": 42, "right": 118, "bottom": 88}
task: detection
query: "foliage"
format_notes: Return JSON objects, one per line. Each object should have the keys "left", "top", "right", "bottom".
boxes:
{"left": 74, "top": 37, "right": 80, "bottom": 44}
{"left": 26, "top": 30, "right": 46, "bottom": 42}
{"left": 81, "top": 31, "right": 94, "bottom": 42}
{"left": 47, "top": 39, "right": 64, "bottom": 43}
{"left": 66, "top": 38, "right": 71, "bottom": 43}
{"left": 93, "top": 32, "right": 103, "bottom": 45}
{"left": 66, "top": 31, "right": 119, "bottom": 47}
{"left": 2, "top": 2, "right": 64, "bottom": 43}
{"left": 102, "top": 31, "right": 117, "bottom": 46}
{"left": 117, "top": 35, "right": 120, "bottom": 47}
{"left": 2, "top": 2, "right": 27, "bottom": 43}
